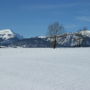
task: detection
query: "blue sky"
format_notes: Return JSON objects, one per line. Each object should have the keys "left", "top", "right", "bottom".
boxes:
{"left": 0, "top": 0, "right": 90, "bottom": 37}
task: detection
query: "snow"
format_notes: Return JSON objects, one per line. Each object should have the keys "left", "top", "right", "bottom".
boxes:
{"left": 0, "top": 29, "right": 13, "bottom": 34}
{"left": 80, "top": 30, "right": 90, "bottom": 37}
{"left": 38, "top": 36, "right": 47, "bottom": 38}
{"left": 0, "top": 29, "right": 15, "bottom": 39}
{"left": 0, "top": 48, "right": 90, "bottom": 90}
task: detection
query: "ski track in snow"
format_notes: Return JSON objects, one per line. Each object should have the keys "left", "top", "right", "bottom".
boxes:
{"left": 0, "top": 48, "right": 90, "bottom": 90}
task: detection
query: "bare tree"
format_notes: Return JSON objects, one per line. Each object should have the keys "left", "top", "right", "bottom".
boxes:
{"left": 48, "top": 22, "right": 64, "bottom": 48}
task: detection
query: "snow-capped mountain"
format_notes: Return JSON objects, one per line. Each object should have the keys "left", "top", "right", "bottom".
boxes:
{"left": 0, "top": 29, "right": 23, "bottom": 40}
{"left": 0, "top": 29, "right": 23, "bottom": 46}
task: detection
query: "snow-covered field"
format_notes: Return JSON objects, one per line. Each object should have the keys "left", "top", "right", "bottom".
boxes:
{"left": 0, "top": 48, "right": 90, "bottom": 90}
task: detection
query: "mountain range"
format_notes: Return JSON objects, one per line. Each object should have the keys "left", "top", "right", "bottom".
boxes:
{"left": 0, "top": 29, "right": 90, "bottom": 48}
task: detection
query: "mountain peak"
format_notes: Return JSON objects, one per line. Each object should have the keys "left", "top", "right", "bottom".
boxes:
{"left": 0, "top": 29, "right": 23, "bottom": 40}
{"left": 0, "top": 29, "right": 15, "bottom": 40}
{"left": 0, "top": 29, "right": 14, "bottom": 34}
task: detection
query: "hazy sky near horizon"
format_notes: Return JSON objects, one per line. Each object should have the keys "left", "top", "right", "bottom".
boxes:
{"left": 0, "top": 0, "right": 90, "bottom": 37}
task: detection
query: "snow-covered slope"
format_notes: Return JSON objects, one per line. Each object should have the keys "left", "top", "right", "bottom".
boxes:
{"left": 0, "top": 48, "right": 90, "bottom": 90}
{"left": 79, "top": 30, "right": 90, "bottom": 37}
{"left": 57, "top": 30, "right": 90, "bottom": 47}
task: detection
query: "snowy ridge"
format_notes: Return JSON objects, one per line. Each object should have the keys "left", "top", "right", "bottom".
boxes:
{"left": 57, "top": 32, "right": 90, "bottom": 47}
{"left": 79, "top": 30, "right": 90, "bottom": 37}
